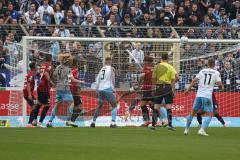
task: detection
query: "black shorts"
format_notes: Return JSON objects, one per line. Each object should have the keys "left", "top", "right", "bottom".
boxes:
{"left": 141, "top": 90, "right": 154, "bottom": 101}
{"left": 154, "top": 84, "right": 173, "bottom": 104}
{"left": 24, "top": 96, "right": 35, "bottom": 107}
{"left": 37, "top": 91, "right": 50, "bottom": 105}
{"left": 73, "top": 95, "right": 82, "bottom": 106}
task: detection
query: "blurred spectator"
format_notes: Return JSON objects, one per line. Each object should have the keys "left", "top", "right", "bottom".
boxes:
{"left": 118, "top": 0, "right": 127, "bottom": 20}
{"left": 199, "top": 0, "right": 212, "bottom": 15}
{"left": 174, "top": 6, "right": 188, "bottom": 25}
{"left": 229, "top": 0, "right": 240, "bottom": 21}
{"left": 162, "top": 16, "right": 171, "bottom": 26}
{"left": 134, "top": 1, "right": 143, "bottom": 19}
{"left": 183, "top": 0, "right": 191, "bottom": 15}
{"left": 163, "top": 5, "right": 174, "bottom": 21}
{"left": 214, "top": 25, "right": 227, "bottom": 39}
{"left": 0, "top": 40, "right": 8, "bottom": 86}
{"left": 219, "top": 14, "right": 230, "bottom": 26}
{"left": 3, "top": 33, "right": 18, "bottom": 56}
{"left": 23, "top": 3, "right": 39, "bottom": 25}
{"left": 199, "top": 15, "right": 213, "bottom": 27}
{"left": 62, "top": 0, "right": 74, "bottom": 11}
{"left": 207, "top": 7, "right": 218, "bottom": 26}
{"left": 38, "top": 0, "right": 54, "bottom": 24}
{"left": 153, "top": 28, "right": 162, "bottom": 38}
{"left": 230, "top": 13, "right": 240, "bottom": 27}
{"left": 181, "top": 43, "right": 191, "bottom": 58}
{"left": 86, "top": 3, "right": 102, "bottom": 24}
{"left": 5, "top": 3, "right": 21, "bottom": 23}
{"left": 72, "top": 42, "right": 84, "bottom": 57}
{"left": 55, "top": 25, "right": 70, "bottom": 37}
{"left": 189, "top": 3, "right": 202, "bottom": 22}
{"left": 50, "top": 32, "right": 60, "bottom": 62}
{"left": 146, "top": 28, "right": 154, "bottom": 38}
{"left": 221, "top": 61, "right": 236, "bottom": 91}
{"left": 105, "top": 5, "right": 121, "bottom": 24}
{"left": 61, "top": 9, "right": 76, "bottom": 24}
{"left": 227, "top": 25, "right": 240, "bottom": 39}
{"left": 70, "top": 0, "right": 85, "bottom": 24}
{"left": 130, "top": 27, "right": 142, "bottom": 38}
{"left": 54, "top": 3, "right": 64, "bottom": 25}
{"left": 84, "top": 44, "right": 101, "bottom": 86}
{"left": 107, "top": 14, "right": 116, "bottom": 26}
{"left": 226, "top": 52, "right": 238, "bottom": 71}
{"left": 212, "top": 3, "right": 221, "bottom": 23}
{"left": 138, "top": 13, "right": 154, "bottom": 26}
{"left": 215, "top": 53, "right": 225, "bottom": 71}
{"left": 0, "top": 1, "right": 7, "bottom": 19}
{"left": 95, "top": 15, "right": 104, "bottom": 25}
{"left": 130, "top": 42, "right": 144, "bottom": 64}
{"left": 120, "top": 14, "right": 135, "bottom": 36}
{"left": 129, "top": 6, "right": 141, "bottom": 24}
{"left": 81, "top": 14, "right": 94, "bottom": 26}
{"left": 106, "top": 21, "right": 120, "bottom": 37}
{"left": 188, "top": 14, "right": 200, "bottom": 26}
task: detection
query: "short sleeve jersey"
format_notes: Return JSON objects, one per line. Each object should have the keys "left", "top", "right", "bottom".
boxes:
{"left": 196, "top": 68, "right": 221, "bottom": 99}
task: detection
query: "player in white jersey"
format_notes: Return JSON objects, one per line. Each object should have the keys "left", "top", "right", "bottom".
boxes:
{"left": 184, "top": 58, "right": 224, "bottom": 136}
{"left": 90, "top": 57, "right": 118, "bottom": 128}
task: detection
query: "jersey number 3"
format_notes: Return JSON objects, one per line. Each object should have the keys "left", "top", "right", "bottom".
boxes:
{"left": 101, "top": 69, "right": 105, "bottom": 80}
{"left": 204, "top": 73, "right": 212, "bottom": 85}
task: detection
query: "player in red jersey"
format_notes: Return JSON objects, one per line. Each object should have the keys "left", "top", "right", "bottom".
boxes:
{"left": 197, "top": 92, "right": 226, "bottom": 127}
{"left": 66, "top": 57, "right": 84, "bottom": 126}
{"left": 23, "top": 62, "right": 37, "bottom": 127}
{"left": 117, "top": 57, "right": 155, "bottom": 126}
{"left": 35, "top": 54, "right": 54, "bottom": 127}
{"left": 139, "top": 56, "right": 155, "bottom": 126}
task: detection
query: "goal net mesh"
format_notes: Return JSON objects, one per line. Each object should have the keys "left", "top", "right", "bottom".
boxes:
{"left": 5, "top": 37, "right": 240, "bottom": 126}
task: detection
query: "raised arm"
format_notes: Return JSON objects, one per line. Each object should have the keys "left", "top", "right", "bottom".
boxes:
{"left": 185, "top": 77, "right": 199, "bottom": 94}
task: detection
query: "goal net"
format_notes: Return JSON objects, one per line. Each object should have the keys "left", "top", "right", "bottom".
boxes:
{"left": 2, "top": 37, "right": 240, "bottom": 127}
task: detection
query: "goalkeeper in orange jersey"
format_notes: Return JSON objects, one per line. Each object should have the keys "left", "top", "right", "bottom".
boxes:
{"left": 196, "top": 92, "right": 226, "bottom": 127}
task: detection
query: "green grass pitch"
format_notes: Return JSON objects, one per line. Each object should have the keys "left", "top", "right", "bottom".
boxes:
{"left": 0, "top": 127, "right": 240, "bottom": 160}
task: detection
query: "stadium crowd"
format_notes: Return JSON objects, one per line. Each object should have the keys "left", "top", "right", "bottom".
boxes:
{"left": 0, "top": 0, "right": 239, "bottom": 27}
{"left": 0, "top": 0, "right": 239, "bottom": 91}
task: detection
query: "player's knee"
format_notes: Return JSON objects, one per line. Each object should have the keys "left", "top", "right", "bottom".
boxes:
{"left": 109, "top": 99, "right": 117, "bottom": 108}
{"left": 214, "top": 112, "right": 219, "bottom": 117}
{"left": 213, "top": 109, "right": 218, "bottom": 114}
{"left": 73, "top": 106, "right": 81, "bottom": 113}
{"left": 98, "top": 101, "right": 104, "bottom": 108}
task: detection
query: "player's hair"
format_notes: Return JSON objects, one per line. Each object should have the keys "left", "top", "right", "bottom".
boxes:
{"left": 45, "top": 54, "right": 53, "bottom": 62}
{"left": 208, "top": 58, "right": 215, "bottom": 68}
{"left": 105, "top": 57, "right": 112, "bottom": 62}
{"left": 144, "top": 56, "right": 153, "bottom": 63}
{"left": 161, "top": 53, "right": 168, "bottom": 60}
{"left": 72, "top": 57, "right": 78, "bottom": 67}
{"left": 29, "top": 62, "right": 36, "bottom": 70}
{"left": 58, "top": 53, "right": 73, "bottom": 65}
